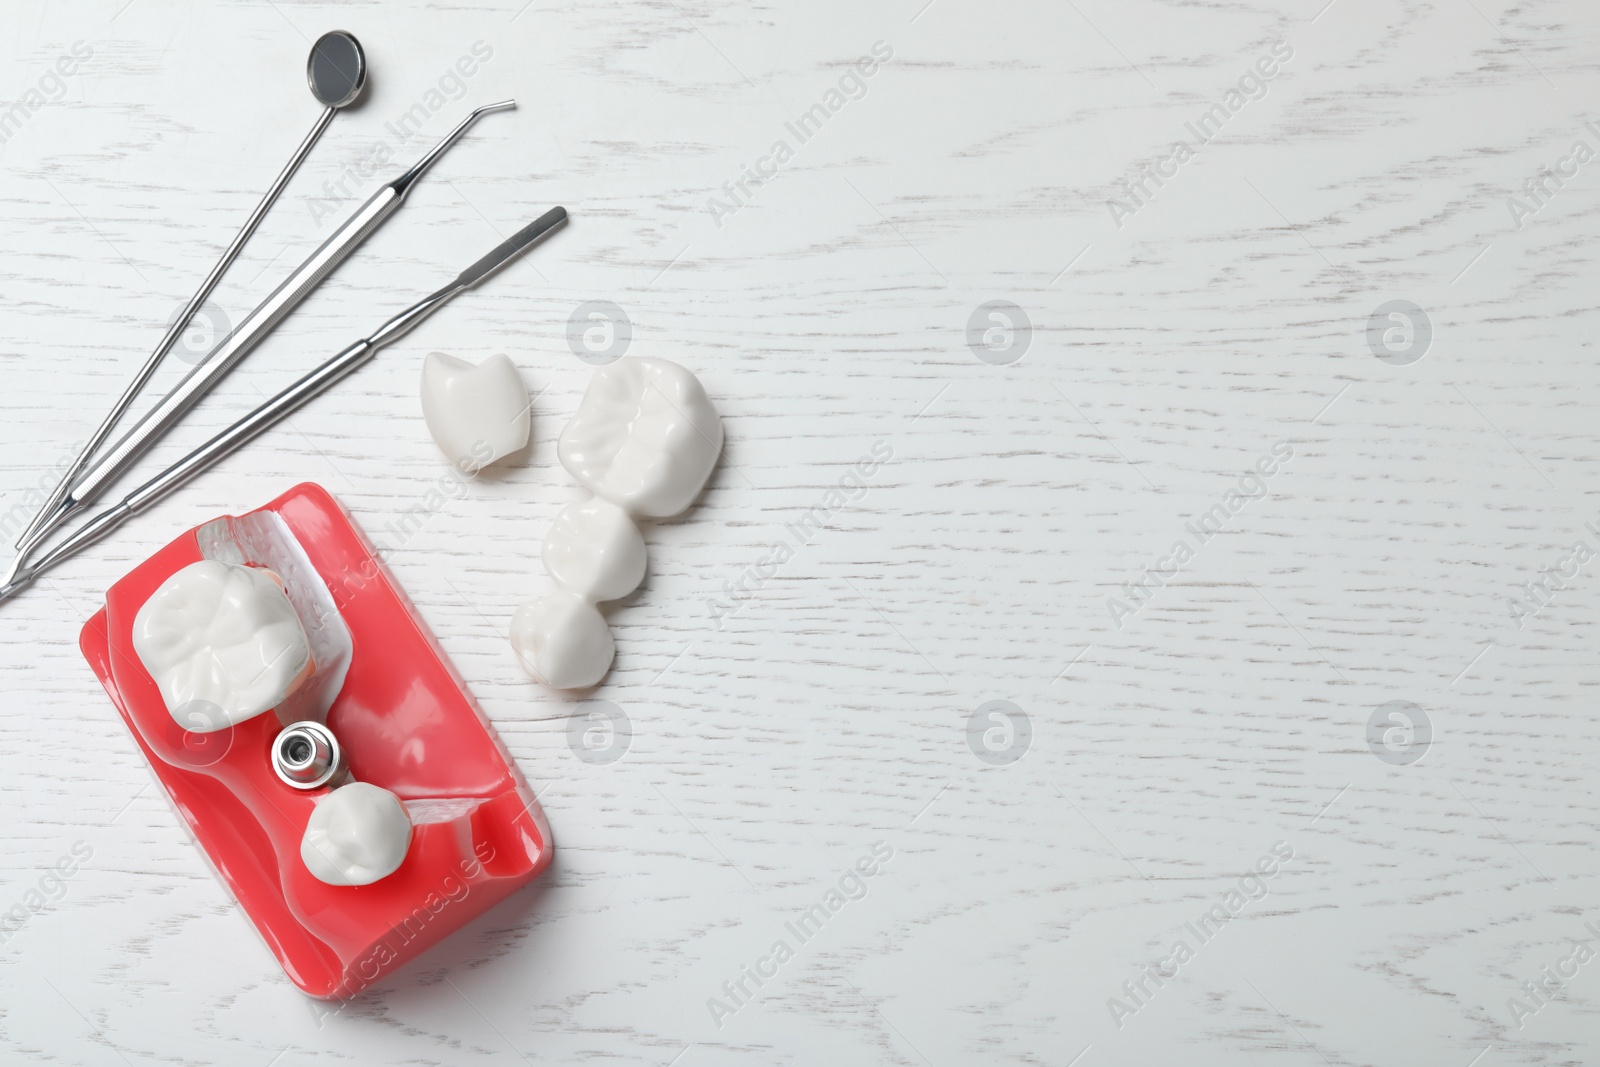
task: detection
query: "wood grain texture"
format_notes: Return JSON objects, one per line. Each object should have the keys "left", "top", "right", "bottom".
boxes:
{"left": 2, "top": 0, "right": 1598, "bottom": 1063}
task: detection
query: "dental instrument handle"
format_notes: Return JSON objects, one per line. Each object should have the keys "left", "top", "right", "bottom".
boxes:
{"left": 18, "top": 27, "right": 371, "bottom": 553}
{"left": 0, "top": 503, "right": 135, "bottom": 603}
{"left": 16, "top": 107, "right": 339, "bottom": 553}
{"left": 3, "top": 337, "right": 384, "bottom": 603}
{"left": 145, "top": 203, "right": 570, "bottom": 499}
{"left": 0, "top": 205, "right": 567, "bottom": 605}
{"left": 20, "top": 100, "right": 518, "bottom": 557}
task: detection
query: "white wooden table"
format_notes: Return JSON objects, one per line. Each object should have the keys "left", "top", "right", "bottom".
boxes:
{"left": 2, "top": 0, "right": 1597, "bottom": 1063}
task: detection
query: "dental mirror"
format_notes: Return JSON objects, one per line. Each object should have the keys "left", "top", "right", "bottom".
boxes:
{"left": 307, "top": 30, "right": 366, "bottom": 108}
{"left": 11, "top": 30, "right": 371, "bottom": 571}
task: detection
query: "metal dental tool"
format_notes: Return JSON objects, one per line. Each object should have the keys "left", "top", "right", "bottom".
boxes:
{"left": 0, "top": 206, "right": 568, "bottom": 605}
{"left": 16, "top": 31, "right": 369, "bottom": 554}
{"left": 12, "top": 98, "right": 518, "bottom": 564}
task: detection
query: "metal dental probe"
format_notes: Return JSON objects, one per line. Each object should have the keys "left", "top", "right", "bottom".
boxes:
{"left": 10, "top": 99, "right": 518, "bottom": 568}
{"left": 0, "top": 206, "right": 568, "bottom": 605}
{"left": 15, "top": 31, "right": 370, "bottom": 554}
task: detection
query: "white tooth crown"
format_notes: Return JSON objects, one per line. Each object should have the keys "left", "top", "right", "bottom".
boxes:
{"left": 196, "top": 511, "right": 351, "bottom": 727}
{"left": 511, "top": 357, "right": 720, "bottom": 689}
{"left": 510, "top": 592, "right": 614, "bottom": 689}
{"left": 542, "top": 499, "right": 646, "bottom": 602}
{"left": 132, "top": 560, "right": 314, "bottom": 731}
{"left": 420, "top": 351, "right": 530, "bottom": 472}
{"left": 300, "top": 782, "right": 414, "bottom": 886}
{"left": 557, "top": 356, "right": 722, "bottom": 519}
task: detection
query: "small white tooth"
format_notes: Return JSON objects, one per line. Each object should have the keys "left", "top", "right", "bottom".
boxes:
{"left": 420, "top": 352, "right": 530, "bottom": 473}
{"left": 132, "top": 560, "right": 313, "bottom": 731}
{"left": 542, "top": 499, "right": 646, "bottom": 602}
{"left": 558, "top": 357, "right": 722, "bottom": 519}
{"left": 510, "top": 593, "right": 614, "bottom": 689}
{"left": 300, "top": 782, "right": 413, "bottom": 886}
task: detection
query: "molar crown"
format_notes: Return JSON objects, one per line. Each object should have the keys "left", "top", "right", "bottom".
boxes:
{"left": 131, "top": 560, "right": 314, "bottom": 731}
{"left": 511, "top": 357, "right": 720, "bottom": 689}
{"left": 557, "top": 355, "right": 723, "bottom": 518}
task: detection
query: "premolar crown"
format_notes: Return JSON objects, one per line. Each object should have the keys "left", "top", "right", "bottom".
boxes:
{"left": 420, "top": 351, "right": 531, "bottom": 472}
{"left": 511, "top": 357, "right": 721, "bottom": 689}
{"left": 300, "top": 781, "right": 414, "bottom": 886}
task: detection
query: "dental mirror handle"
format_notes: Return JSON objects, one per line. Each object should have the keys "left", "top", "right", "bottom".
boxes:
{"left": 21, "top": 100, "right": 518, "bottom": 557}
{"left": 16, "top": 107, "right": 339, "bottom": 553}
{"left": 0, "top": 206, "right": 567, "bottom": 605}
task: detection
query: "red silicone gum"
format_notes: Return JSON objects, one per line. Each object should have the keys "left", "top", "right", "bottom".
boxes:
{"left": 79, "top": 483, "right": 551, "bottom": 998}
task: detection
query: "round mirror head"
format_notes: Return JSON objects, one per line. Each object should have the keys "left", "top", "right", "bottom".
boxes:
{"left": 306, "top": 31, "right": 366, "bottom": 109}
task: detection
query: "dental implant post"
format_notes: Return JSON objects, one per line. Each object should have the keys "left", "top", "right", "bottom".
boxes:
{"left": 271, "top": 721, "right": 348, "bottom": 790}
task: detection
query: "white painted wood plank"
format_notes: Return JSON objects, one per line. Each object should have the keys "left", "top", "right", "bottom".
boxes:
{"left": 1, "top": 0, "right": 1598, "bottom": 1064}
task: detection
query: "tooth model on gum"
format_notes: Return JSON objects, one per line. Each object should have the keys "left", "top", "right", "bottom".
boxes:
{"left": 134, "top": 556, "right": 414, "bottom": 887}
{"left": 511, "top": 357, "right": 721, "bottom": 689}
{"left": 420, "top": 351, "right": 530, "bottom": 472}
{"left": 132, "top": 560, "right": 314, "bottom": 731}
{"left": 300, "top": 781, "right": 415, "bottom": 886}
